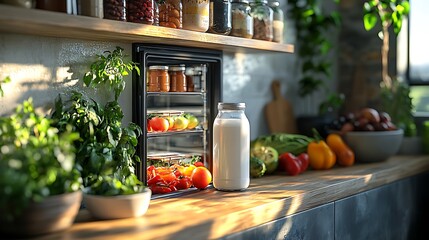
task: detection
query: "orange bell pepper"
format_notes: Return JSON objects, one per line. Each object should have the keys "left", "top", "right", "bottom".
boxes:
{"left": 307, "top": 140, "right": 336, "bottom": 170}
{"left": 326, "top": 133, "right": 355, "bottom": 167}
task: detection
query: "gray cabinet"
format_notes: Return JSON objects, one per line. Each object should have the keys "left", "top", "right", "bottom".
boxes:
{"left": 223, "top": 172, "right": 429, "bottom": 240}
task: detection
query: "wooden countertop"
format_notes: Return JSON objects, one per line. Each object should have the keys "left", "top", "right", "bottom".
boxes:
{"left": 40, "top": 155, "right": 429, "bottom": 240}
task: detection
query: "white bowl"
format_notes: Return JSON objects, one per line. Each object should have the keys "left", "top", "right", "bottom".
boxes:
{"left": 344, "top": 129, "right": 404, "bottom": 163}
{"left": 83, "top": 188, "right": 151, "bottom": 220}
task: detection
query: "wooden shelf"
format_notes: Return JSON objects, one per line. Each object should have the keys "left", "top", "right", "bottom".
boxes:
{"left": 0, "top": 4, "right": 294, "bottom": 54}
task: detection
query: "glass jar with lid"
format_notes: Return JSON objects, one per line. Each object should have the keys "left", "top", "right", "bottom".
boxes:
{"left": 182, "top": 0, "right": 210, "bottom": 32}
{"left": 213, "top": 102, "right": 250, "bottom": 191}
{"left": 169, "top": 66, "right": 187, "bottom": 92}
{"left": 250, "top": 0, "right": 273, "bottom": 41}
{"left": 230, "top": 0, "right": 253, "bottom": 38}
{"left": 127, "top": 0, "right": 155, "bottom": 25}
{"left": 269, "top": 0, "right": 284, "bottom": 43}
{"left": 208, "top": 0, "right": 232, "bottom": 35}
{"left": 148, "top": 65, "right": 169, "bottom": 92}
{"left": 103, "top": 0, "right": 126, "bottom": 21}
{"left": 159, "top": 0, "right": 182, "bottom": 28}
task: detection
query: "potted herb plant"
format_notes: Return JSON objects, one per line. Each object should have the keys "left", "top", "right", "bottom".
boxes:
{"left": 287, "top": 0, "right": 343, "bottom": 137}
{"left": 51, "top": 47, "right": 151, "bottom": 219}
{"left": 0, "top": 95, "right": 82, "bottom": 236}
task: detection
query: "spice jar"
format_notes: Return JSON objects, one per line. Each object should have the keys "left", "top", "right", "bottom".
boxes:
{"left": 148, "top": 66, "right": 169, "bottom": 92}
{"left": 250, "top": 0, "right": 273, "bottom": 41}
{"left": 269, "top": 0, "right": 283, "bottom": 43}
{"left": 78, "top": 0, "right": 103, "bottom": 18}
{"left": 36, "top": 0, "right": 67, "bottom": 12}
{"left": 0, "top": 0, "right": 34, "bottom": 8}
{"left": 182, "top": 0, "right": 209, "bottom": 32}
{"left": 103, "top": 0, "right": 126, "bottom": 21}
{"left": 159, "top": 0, "right": 182, "bottom": 29}
{"left": 213, "top": 103, "right": 250, "bottom": 191}
{"left": 169, "top": 66, "right": 187, "bottom": 92}
{"left": 208, "top": 0, "right": 232, "bottom": 35}
{"left": 230, "top": 0, "right": 253, "bottom": 38}
{"left": 127, "top": 0, "right": 154, "bottom": 24}
{"left": 153, "top": 0, "right": 159, "bottom": 26}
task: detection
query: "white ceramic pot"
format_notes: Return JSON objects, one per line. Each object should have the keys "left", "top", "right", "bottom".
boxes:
{"left": 83, "top": 188, "right": 152, "bottom": 220}
{"left": 0, "top": 191, "right": 82, "bottom": 236}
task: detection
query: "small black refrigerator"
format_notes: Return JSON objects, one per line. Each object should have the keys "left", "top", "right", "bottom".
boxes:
{"left": 132, "top": 44, "right": 223, "bottom": 192}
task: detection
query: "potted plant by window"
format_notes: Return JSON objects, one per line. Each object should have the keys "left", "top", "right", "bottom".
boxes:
{"left": 0, "top": 94, "right": 82, "bottom": 236}
{"left": 287, "top": 0, "right": 343, "bottom": 137}
{"left": 363, "top": 0, "right": 417, "bottom": 152}
{"left": 51, "top": 47, "right": 151, "bottom": 219}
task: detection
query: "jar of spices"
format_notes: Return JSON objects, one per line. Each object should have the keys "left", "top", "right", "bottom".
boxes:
{"left": 153, "top": 0, "right": 159, "bottom": 26}
{"left": 103, "top": 0, "right": 126, "bottom": 21}
{"left": 230, "top": 0, "right": 253, "bottom": 38}
{"left": 269, "top": 0, "right": 283, "bottom": 43}
{"left": 182, "top": 0, "right": 209, "bottom": 32}
{"left": 78, "top": 0, "right": 103, "bottom": 18}
{"left": 208, "top": 0, "right": 232, "bottom": 35}
{"left": 0, "top": 0, "right": 34, "bottom": 8}
{"left": 36, "top": 0, "right": 67, "bottom": 12}
{"left": 250, "top": 0, "right": 273, "bottom": 41}
{"left": 127, "top": 0, "right": 154, "bottom": 24}
{"left": 148, "top": 66, "right": 169, "bottom": 92}
{"left": 158, "top": 0, "right": 182, "bottom": 29}
{"left": 169, "top": 66, "right": 187, "bottom": 92}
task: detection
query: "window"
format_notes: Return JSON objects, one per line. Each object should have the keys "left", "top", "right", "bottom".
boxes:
{"left": 407, "top": 0, "right": 429, "bottom": 114}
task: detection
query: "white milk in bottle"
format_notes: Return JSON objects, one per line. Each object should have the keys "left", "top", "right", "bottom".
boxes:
{"left": 213, "top": 102, "right": 250, "bottom": 191}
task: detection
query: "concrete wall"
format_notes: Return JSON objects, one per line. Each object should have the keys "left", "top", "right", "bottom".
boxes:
{"left": 0, "top": 2, "right": 338, "bottom": 140}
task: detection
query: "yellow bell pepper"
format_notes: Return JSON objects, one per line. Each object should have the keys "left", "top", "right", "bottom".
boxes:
{"left": 307, "top": 140, "right": 336, "bottom": 170}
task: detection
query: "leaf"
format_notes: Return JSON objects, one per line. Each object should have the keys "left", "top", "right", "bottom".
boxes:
{"left": 363, "top": 13, "right": 378, "bottom": 31}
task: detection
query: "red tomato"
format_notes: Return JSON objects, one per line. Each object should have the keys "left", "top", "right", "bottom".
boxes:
{"left": 191, "top": 167, "right": 212, "bottom": 189}
{"left": 150, "top": 185, "right": 172, "bottom": 194}
{"left": 297, "top": 153, "right": 309, "bottom": 173}
{"left": 176, "top": 176, "right": 192, "bottom": 190}
{"left": 279, "top": 152, "right": 301, "bottom": 176}
{"left": 193, "top": 161, "right": 204, "bottom": 167}
{"left": 147, "top": 119, "right": 153, "bottom": 132}
{"left": 149, "top": 117, "right": 169, "bottom": 132}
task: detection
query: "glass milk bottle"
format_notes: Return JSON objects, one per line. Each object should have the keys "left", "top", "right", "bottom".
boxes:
{"left": 213, "top": 102, "right": 250, "bottom": 191}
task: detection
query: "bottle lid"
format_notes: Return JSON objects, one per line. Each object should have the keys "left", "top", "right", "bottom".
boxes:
{"left": 149, "top": 65, "right": 169, "bottom": 70}
{"left": 232, "top": 0, "right": 250, "bottom": 4}
{"left": 169, "top": 66, "right": 186, "bottom": 71}
{"left": 218, "top": 103, "right": 246, "bottom": 110}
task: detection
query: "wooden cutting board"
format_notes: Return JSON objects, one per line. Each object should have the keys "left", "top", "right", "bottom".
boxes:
{"left": 265, "top": 80, "right": 297, "bottom": 134}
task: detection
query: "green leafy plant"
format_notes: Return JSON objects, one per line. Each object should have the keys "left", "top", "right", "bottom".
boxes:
{"left": 52, "top": 46, "right": 143, "bottom": 196}
{"left": 363, "top": 0, "right": 414, "bottom": 135}
{"left": 83, "top": 46, "right": 140, "bottom": 101}
{"left": 363, "top": 0, "right": 410, "bottom": 89}
{"left": 0, "top": 98, "right": 81, "bottom": 221}
{"left": 51, "top": 92, "right": 143, "bottom": 195}
{"left": 287, "top": 0, "right": 341, "bottom": 104}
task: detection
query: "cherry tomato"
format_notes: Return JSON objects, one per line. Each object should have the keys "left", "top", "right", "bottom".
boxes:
{"left": 175, "top": 176, "right": 192, "bottom": 190}
{"left": 297, "top": 153, "right": 309, "bottom": 173}
{"left": 279, "top": 152, "right": 301, "bottom": 176}
{"left": 149, "top": 117, "right": 169, "bottom": 132}
{"left": 191, "top": 167, "right": 212, "bottom": 189}
{"left": 150, "top": 185, "right": 172, "bottom": 194}
{"left": 194, "top": 161, "right": 204, "bottom": 167}
{"left": 147, "top": 175, "right": 164, "bottom": 186}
